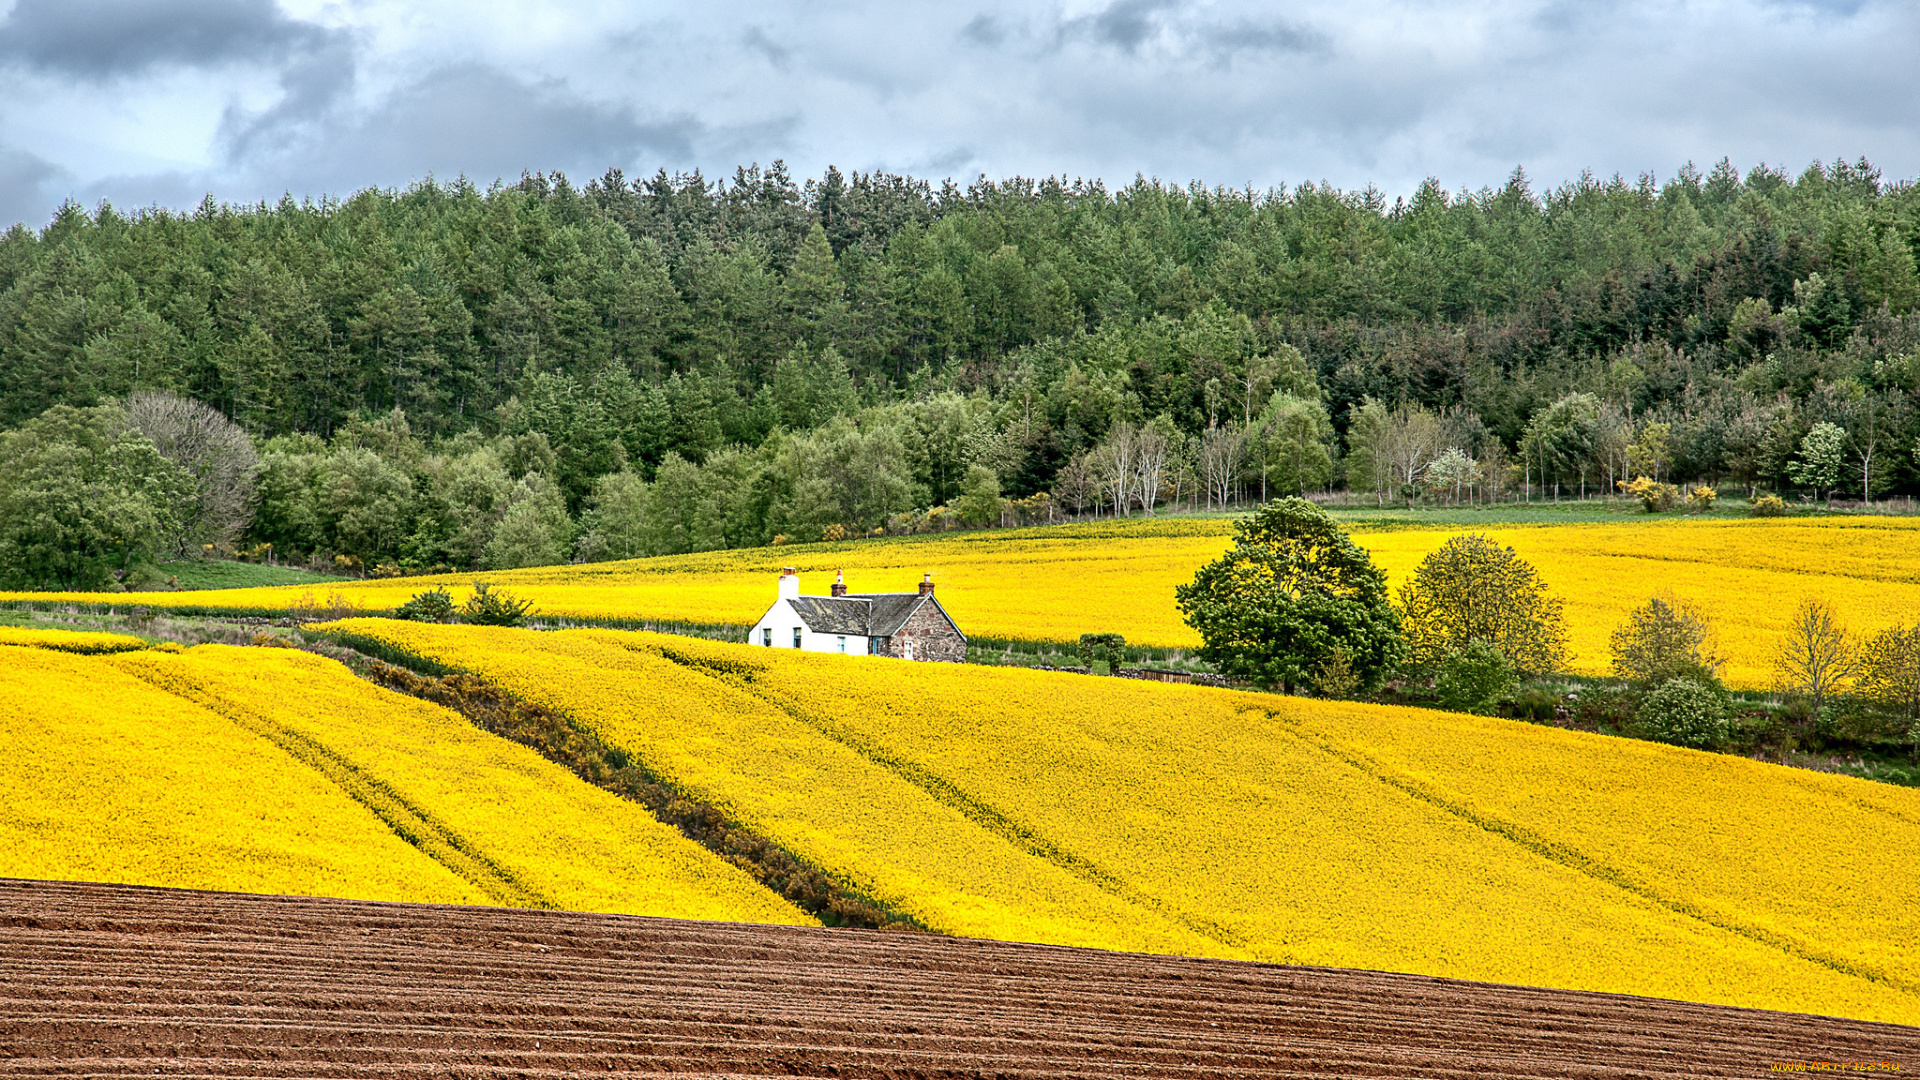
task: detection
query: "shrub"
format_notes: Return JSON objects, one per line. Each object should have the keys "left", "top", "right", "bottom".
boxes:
{"left": 1609, "top": 596, "right": 1723, "bottom": 688}
{"left": 1435, "top": 641, "right": 1517, "bottom": 715}
{"left": 1620, "top": 476, "right": 1679, "bottom": 512}
{"left": 1751, "top": 494, "right": 1788, "bottom": 517}
{"left": 1636, "top": 677, "right": 1728, "bottom": 749}
{"left": 821, "top": 523, "right": 847, "bottom": 542}
{"left": 1856, "top": 622, "right": 1920, "bottom": 722}
{"left": 1687, "top": 486, "right": 1717, "bottom": 510}
{"left": 461, "top": 581, "right": 533, "bottom": 627}
{"left": 395, "top": 586, "right": 457, "bottom": 624}
{"left": 1078, "top": 632, "right": 1126, "bottom": 674}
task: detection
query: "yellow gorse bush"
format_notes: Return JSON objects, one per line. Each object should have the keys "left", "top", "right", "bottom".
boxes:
{"left": 10, "top": 516, "right": 1920, "bottom": 685}
{"left": 0, "top": 625, "right": 148, "bottom": 654}
{"left": 325, "top": 619, "right": 1920, "bottom": 1026}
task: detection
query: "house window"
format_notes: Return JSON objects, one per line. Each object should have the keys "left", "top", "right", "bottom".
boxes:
{"left": 836, "top": 635, "right": 847, "bottom": 653}
{"left": 873, "top": 636, "right": 886, "bottom": 655}
{"left": 762, "top": 628, "right": 772, "bottom": 647}
{"left": 792, "top": 627, "right": 802, "bottom": 648}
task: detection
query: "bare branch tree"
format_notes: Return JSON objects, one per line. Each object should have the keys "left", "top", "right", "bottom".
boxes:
{"left": 1197, "top": 423, "right": 1245, "bottom": 510}
{"left": 123, "top": 390, "right": 259, "bottom": 556}
{"left": 1773, "top": 598, "right": 1857, "bottom": 714}
{"left": 1132, "top": 422, "right": 1172, "bottom": 515}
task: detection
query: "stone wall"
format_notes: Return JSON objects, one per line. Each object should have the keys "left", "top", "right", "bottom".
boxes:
{"left": 884, "top": 600, "right": 967, "bottom": 662}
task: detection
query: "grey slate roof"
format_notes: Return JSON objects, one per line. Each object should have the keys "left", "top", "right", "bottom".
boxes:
{"left": 785, "top": 592, "right": 964, "bottom": 639}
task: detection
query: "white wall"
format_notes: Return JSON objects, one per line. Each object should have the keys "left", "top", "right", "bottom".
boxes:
{"left": 749, "top": 598, "right": 870, "bottom": 655}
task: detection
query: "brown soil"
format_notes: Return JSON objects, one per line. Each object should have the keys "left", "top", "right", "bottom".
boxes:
{"left": 0, "top": 878, "right": 1913, "bottom": 1078}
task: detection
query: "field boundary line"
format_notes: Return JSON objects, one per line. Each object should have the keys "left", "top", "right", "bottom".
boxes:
{"left": 115, "top": 660, "right": 553, "bottom": 910}
{"left": 640, "top": 638, "right": 1251, "bottom": 952}
{"left": 1276, "top": 719, "right": 1920, "bottom": 998}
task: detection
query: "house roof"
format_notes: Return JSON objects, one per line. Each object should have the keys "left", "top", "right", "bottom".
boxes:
{"left": 784, "top": 592, "right": 963, "bottom": 639}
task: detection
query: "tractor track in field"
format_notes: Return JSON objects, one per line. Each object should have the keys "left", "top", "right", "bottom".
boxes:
{"left": 0, "top": 878, "right": 1914, "bottom": 1078}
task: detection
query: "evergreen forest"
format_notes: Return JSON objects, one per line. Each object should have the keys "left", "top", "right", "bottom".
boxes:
{"left": 2, "top": 157, "right": 1918, "bottom": 585}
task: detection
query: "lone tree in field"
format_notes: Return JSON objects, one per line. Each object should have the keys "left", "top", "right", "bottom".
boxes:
{"left": 1175, "top": 497, "right": 1403, "bottom": 694}
{"left": 1610, "top": 596, "right": 1724, "bottom": 688}
{"left": 1773, "top": 598, "right": 1855, "bottom": 713}
{"left": 1854, "top": 621, "right": 1920, "bottom": 721}
{"left": 1398, "top": 534, "right": 1567, "bottom": 676}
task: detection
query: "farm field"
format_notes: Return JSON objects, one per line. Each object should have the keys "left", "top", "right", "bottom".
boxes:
{"left": 0, "top": 633, "right": 810, "bottom": 925}
{"left": 12, "top": 516, "right": 1920, "bottom": 687}
{"left": 10, "top": 880, "right": 1915, "bottom": 1080}
{"left": 324, "top": 618, "right": 1920, "bottom": 1025}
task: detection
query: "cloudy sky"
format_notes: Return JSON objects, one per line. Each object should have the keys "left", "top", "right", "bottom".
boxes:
{"left": 1, "top": 0, "right": 1916, "bottom": 228}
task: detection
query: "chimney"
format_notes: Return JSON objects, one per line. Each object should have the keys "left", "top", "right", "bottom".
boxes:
{"left": 778, "top": 567, "right": 799, "bottom": 600}
{"left": 918, "top": 572, "right": 934, "bottom": 596}
{"left": 831, "top": 570, "right": 847, "bottom": 598}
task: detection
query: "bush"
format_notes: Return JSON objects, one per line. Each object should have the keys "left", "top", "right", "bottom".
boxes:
{"left": 1078, "top": 632, "right": 1126, "bottom": 673}
{"left": 1687, "top": 486, "right": 1717, "bottom": 510}
{"left": 1751, "top": 494, "right": 1788, "bottom": 517}
{"left": 395, "top": 586, "right": 457, "bottom": 623}
{"left": 1636, "top": 677, "right": 1728, "bottom": 749}
{"left": 1619, "top": 476, "right": 1679, "bottom": 512}
{"left": 1435, "top": 641, "right": 1517, "bottom": 715}
{"left": 461, "top": 581, "right": 533, "bottom": 627}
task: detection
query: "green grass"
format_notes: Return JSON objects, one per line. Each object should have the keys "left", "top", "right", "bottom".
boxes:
{"left": 151, "top": 560, "right": 348, "bottom": 590}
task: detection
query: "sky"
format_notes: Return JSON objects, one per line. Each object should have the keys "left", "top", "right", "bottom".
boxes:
{"left": 0, "top": 0, "right": 1916, "bottom": 229}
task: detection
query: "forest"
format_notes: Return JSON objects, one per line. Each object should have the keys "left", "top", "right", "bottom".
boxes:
{"left": 1, "top": 156, "right": 1917, "bottom": 585}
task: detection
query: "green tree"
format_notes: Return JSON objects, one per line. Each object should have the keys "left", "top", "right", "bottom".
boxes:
{"left": 1789, "top": 421, "right": 1848, "bottom": 501}
{"left": 0, "top": 405, "right": 192, "bottom": 589}
{"left": 1610, "top": 596, "right": 1724, "bottom": 688}
{"left": 1435, "top": 640, "right": 1517, "bottom": 715}
{"left": 1399, "top": 533, "right": 1568, "bottom": 675}
{"left": 952, "top": 464, "right": 1004, "bottom": 527}
{"left": 575, "top": 470, "right": 651, "bottom": 562}
{"left": 1175, "top": 497, "right": 1404, "bottom": 693}
{"left": 1857, "top": 622, "right": 1920, "bottom": 722}
{"left": 483, "top": 473, "right": 574, "bottom": 570}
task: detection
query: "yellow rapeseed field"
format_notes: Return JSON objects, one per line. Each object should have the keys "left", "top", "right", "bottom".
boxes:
{"left": 10, "top": 516, "right": 1918, "bottom": 686}
{"left": 324, "top": 619, "right": 1920, "bottom": 1026}
{"left": 109, "top": 645, "right": 812, "bottom": 925}
{"left": 0, "top": 624, "right": 149, "bottom": 654}
{"left": 0, "top": 644, "right": 483, "bottom": 903}
{"left": 313, "top": 618, "right": 1232, "bottom": 957}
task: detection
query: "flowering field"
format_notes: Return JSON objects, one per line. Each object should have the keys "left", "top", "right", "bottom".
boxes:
{"left": 0, "top": 644, "right": 481, "bottom": 903}
{"left": 0, "top": 636, "right": 811, "bottom": 925}
{"left": 323, "top": 619, "right": 1920, "bottom": 1025}
{"left": 0, "top": 624, "right": 149, "bottom": 654}
{"left": 11, "top": 516, "right": 1919, "bottom": 686}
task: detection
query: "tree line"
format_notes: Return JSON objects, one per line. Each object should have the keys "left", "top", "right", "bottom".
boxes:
{"left": 0, "top": 157, "right": 1917, "bottom": 584}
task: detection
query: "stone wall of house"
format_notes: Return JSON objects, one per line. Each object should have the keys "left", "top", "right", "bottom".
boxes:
{"left": 884, "top": 600, "right": 967, "bottom": 662}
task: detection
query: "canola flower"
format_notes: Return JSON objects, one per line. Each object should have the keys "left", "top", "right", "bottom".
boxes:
{"left": 323, "top": 619, "right": 1920, "bottom": 1026}
{"left": 0, "top": 644, "right": 482, "bottom": 903}
{"left": 315, "top": 617, "right": 1231, "bottom": 958}
{"left": 10, "top": 516, "right": 1920, "bottom": 685}
{"left": 110, "top": 645, "right": 813, "bottom": 926}
{"left": 0, "top": 625, "right": 148, "bottom": 654}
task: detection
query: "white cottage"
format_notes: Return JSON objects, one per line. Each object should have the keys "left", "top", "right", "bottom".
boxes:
{"left": 749, "top": 568, "right": 967, "bottom": 662}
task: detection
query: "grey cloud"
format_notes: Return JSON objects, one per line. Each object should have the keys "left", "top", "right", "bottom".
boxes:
{"left": 742, "top": 26, "right": 792, "bottom": 68}
{"left": 0, "top": 147, "right": 67, "bottom": 228}
{"left": 0, "top": 0, "right": 341, "bottom": 79}
{"left": 960, "top": 15, "right": 1006, "bottom": 47}
{"left": 1061, "top": 0, "right": 1181, "bottom": 53}
{"left": 1199, "top": 19, "right": 1328, "bottom": 61}
{"left": 251, "top": 64, "right": 701, "bottom": 191}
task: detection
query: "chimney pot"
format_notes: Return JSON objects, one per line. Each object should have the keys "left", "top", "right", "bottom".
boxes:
{"left": 831, "top": 570, "right": 847, "bottom": 598}
{"left": 918, "top": 572, "right": 934, "bottom": 596}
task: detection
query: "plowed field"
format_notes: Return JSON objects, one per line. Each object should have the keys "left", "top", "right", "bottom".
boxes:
{"left": 1, "top": 879, "right": 1913, "bottom": 1078}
